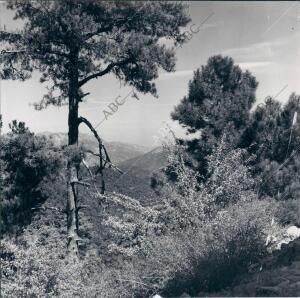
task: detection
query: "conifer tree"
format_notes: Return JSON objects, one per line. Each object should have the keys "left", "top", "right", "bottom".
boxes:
{"left": 0, "top": 0, "right": 190, "bottom": 257}
{"left": 171, "top": 55, "right": 258, "bottom": 178}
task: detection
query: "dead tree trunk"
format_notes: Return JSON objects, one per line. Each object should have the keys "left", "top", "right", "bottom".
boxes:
{"left": 65, "top": 53, "right": 121, "bottom": 256}
{"left": 67, "top": 161, "right": 79, "bottom": 256}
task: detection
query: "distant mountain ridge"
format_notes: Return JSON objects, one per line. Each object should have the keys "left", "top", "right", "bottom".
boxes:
{"left": 38, "top": 132, "right": 150, "bottom": 165}
{"left": 39, "top": 132, "right": 169, "bottom": 202}
{"left": 103, "top": 146, "right": 169, "bottom": 202}
{"left": 118, "top": 146, "right": 167, "bottom": 177}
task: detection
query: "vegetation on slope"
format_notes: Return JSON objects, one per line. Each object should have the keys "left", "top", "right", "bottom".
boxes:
{"left": 2, "top": 55, "right": 300, "bottom": 297}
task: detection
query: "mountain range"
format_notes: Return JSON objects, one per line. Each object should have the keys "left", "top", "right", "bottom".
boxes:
{"left": 39, "top": 132, "right": 168, "bottom": 201}
{"left": 103, "top": 146, "right": 169, "bottom": 202}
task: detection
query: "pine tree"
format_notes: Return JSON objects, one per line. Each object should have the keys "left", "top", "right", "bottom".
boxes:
{"left": 171, "top": 55, "right": 258, "bottom": 178}
{"left": 0, "top": 0, "right": 190, "bottom": 257}
{"left": 240, "top": 93, "right": 300, "bottom": 200}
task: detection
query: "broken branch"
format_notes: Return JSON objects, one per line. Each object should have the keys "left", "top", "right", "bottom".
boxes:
{"left": 70, "top": 179, "right": 91, "bottom": 187}
{"left": 78, "top": 116, "right": 103, "bottom": 145}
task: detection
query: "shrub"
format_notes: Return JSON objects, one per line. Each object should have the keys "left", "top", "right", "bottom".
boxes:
{"left": 102, "top": 138, "right": 281, "bottom": 297}
{"left": 1, "top": 222, "right": 119, "bottom": 298}
{"left": 100, "top": 197, "right": 278, "bottom": 298}
{"left": 0, "top": 121, "right": 62, "bottom": 234}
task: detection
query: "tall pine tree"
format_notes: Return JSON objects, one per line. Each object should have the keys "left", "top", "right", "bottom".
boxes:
{"left": 0, "top": 0, "right": 190, "bottom": 257}
{"left": 171, "top": 55, "right": 258, "bottom": 178}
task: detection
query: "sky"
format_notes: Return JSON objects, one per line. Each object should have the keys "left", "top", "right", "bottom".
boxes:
{"left": 1, "top": 1, "right": 300, "bottom": 147}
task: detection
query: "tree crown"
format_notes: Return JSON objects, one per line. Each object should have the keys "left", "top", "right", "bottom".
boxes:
{"left": 172, "top": 55, "right": 258, "bottom": 135}
{"left": 1, "top": 0, "right": 190, "bottom": 109}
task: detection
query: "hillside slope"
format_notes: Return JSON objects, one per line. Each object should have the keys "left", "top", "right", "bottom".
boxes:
{"left": 102, "top": 147, "right": 168, "bottom": 203}
{"left": 39, "top": 132, "right": 168, "bottom": 203}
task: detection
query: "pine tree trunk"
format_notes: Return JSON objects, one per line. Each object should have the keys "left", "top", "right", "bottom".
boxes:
{"left": 67, "top": 93, "right": 80, "bottom": 257}
{"left": 67, "top": 53, "right": 80, "bottom": 257}
{"left": 67, "top": 163, "right": 79, "bottom": 255}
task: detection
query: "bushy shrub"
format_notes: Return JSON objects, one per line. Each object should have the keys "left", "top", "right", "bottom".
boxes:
{"left": 100, "top": 197, "right": 277, "bottom": 298}
{"left": 195, "top": 198, "right": 276, "bottom": 293}
{"left": 203, "top": 136, "right": 256, "bottom": 210}
{"left": 103, "top": 142, "right": 204, "bottom": 259}
{"left": 102, "top": 138, "right": 281, "bottom": 297}
{"left": 0, "top": 121, "right": 62, "bottom": 234}
{"left": 1, "top": 230, "right": 63, "bottom": 297}
{"left": 1, "top": 222, "right": 119, "bottom": 298}
{"left": 0, "top": 124, "right": 285, "bottom": 297}
{"left": 1, "top": 196, "right": 278, "bottom": 298}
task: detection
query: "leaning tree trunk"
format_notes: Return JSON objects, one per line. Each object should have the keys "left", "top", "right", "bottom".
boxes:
{"left": 66, "top": 58, "right": 80, "bottom": 257}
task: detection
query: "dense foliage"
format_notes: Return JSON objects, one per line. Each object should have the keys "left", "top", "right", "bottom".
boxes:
{"left": 100, "top": 140, "right": 279, "bottom": 297}
{"left": 240, "top": 94, "right": 300, "bottom": 201}
{"left": 2, "top": 139, "right": 280, "bottom": 297}
{"left": 171, "top": 55, "right": 258, "bottom": 178}
{"left": 1, "top": 0, "right": 190, "bottom": 107}
{"left": 0, "top": 121, "right": 62, "bottom": 234}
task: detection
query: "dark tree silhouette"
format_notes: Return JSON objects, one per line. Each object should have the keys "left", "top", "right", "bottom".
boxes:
{"left": 171, "top": 55, "right": 258, "bottom": 179}
{"left": 240, "top": 94, "right": 300, "bottom": 200}
{"left": 0, "top": 121, "right": 62, "bottom": 234}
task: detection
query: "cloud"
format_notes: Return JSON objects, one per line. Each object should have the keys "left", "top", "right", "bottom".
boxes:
{"left": 222, "top": 33, "right": 300, "bottom": 74}
{"left": 157, "top": 70, "right": 194, "bottom": 81}
{"left": 158, "top": 15, "right": 217, "bottom": 48}
{"left": 157, "top": 62, "right": 275, "bottom": 82}
{"left": 223, "top": 32, "right": 300, "bottom": 62}
{"left": 239, "top": 61, "right": 276, "bottom": 71}
{"left": 223, "top": 39, "right": 284, "bottom": 61}
{"left": 179, "top": 22, "right": 217, "bottom": 34}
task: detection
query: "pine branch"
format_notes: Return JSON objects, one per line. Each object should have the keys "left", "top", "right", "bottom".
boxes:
{"left": 1, "top": 48, "right": 68, "bottom": 58}
{"left": 78, "top": 57, "right": 132, "bottom": 87}
{"left": 83, "top": 13, "right": 140, "bottom": 40}
{"left": 0, "top": 49, "right": 28, "bottom": 54}
{"left": 78, "top": 116, "right": 103, "bottom": 144}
